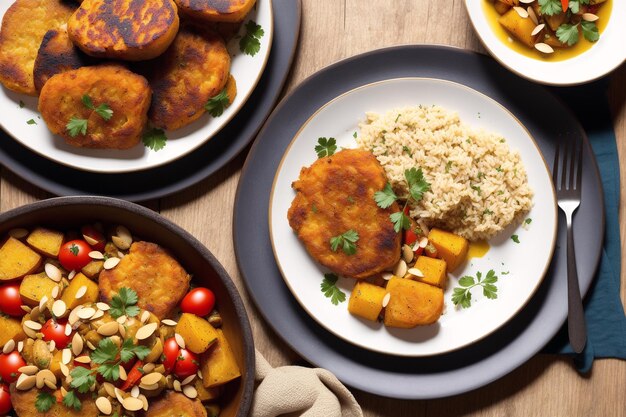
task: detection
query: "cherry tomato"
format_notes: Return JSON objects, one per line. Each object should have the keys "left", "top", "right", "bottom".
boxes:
{"left": 0, "top": 351, "right": 26, "bottom": 383}
{"left": 181, "top": 288, "right": 215, "bottom": 317}
{"left": 0, "top": 283, "right": 25, "bottom": 317}
{"left": 174, "top": 348, "right": 199, "bottom": 379}
{"left": 58, "top": 240, "right": 91, "bottom": 271}
{"left": 81, "top": 225, "right": 106, "bottom": 252}
{"left": 0, "top": 384, "right": 11, "bottom": 415}
{"left": 41, "top": 319, "right": 72, "bottom": 349}
{"left": 162, "top": 337, "right": 180, "bottom": 373}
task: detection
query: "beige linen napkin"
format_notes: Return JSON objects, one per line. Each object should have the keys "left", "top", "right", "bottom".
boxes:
{"left": 252, "top": 350, "right": 363, "bottom": 417}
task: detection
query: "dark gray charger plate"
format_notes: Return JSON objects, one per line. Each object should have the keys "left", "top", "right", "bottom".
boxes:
{"left": 234, "top": 45, "right": 605, "bottom": 399}
{"left": 0, "top": 0, "right": 301, "bottom": 202}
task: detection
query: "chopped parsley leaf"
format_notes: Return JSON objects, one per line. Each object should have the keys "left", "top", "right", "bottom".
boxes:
{"left": 239, "top": 20, "right": 264, "bottom": 56}
{"left": 330, "top": 230, "right": 359, "bottom": 255}
{"left": 142, "top": 128, "right": 167, "bottom": 151}
{"left": 321, "top": 273, "right": 346, "bottom": 305}
{"left": 511, "top": 234, "right": 520, "bottom": 243}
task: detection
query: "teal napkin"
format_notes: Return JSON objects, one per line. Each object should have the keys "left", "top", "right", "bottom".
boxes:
{"left": 543, "top": 79, "right": 626, "bottom": 372}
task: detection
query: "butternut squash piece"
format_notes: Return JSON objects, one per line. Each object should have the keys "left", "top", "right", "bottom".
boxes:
{"left": 195, "top": 380, "right": 222, "bottom": 401}
{"left": 0, "top": 237, "right": 42, "bottom": 281}
{"left": 201, "top": 329, "right": 241, "bottom": 388}
{"left": 81, "top": 260, "right": 104, "bottom": 278}
{"left": 545, "top": 12, "right": 566, "bottom": 32}
{"left": 26, "top": 227, "right": 64, "bottom": 257}
{"left": 412, "top": 256, "right": 447, "bottom": 288}
{"left": 0, "top": 315, "right": 26, "bottom": 347}
{"left": 19, "top": 272, "right": 58, "bottom": 306}
{"left": 348, "top": 281, "right": 386, "bottom": 321}
{"left": 61, "top": 273, "right": 98, "bottom": 310}
{"left": 427, "top": 228, "right": 469, "bottom": 272}
{"left": 176, "top": 313, "right": 219, "bottom": 354}
{"left": 494, "top": 0, "right": 511, "bottom": 15}
{"left": 498, "top": 8, "right": 537, "bottom": 48}
{"left": 383, "top": 278, "right": 443, "bottom": 328}
{"left": 49, "top": 349, "right": 64, "bottom": 379}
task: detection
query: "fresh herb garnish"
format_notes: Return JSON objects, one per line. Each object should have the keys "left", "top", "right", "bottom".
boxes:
{"left": 511, "top": 234, "right": 520, "bottom": 243}
{"left": 88, "top": 337, "right": 149, "bottom": 383}
{"left": 501, "top": 271, "right": 510, "bottom": 275}
{"left": 320, "top": 273, "right": 346, "bottom": 305}
{"left": 405, "top": 168, "right": 431, "bottom": 202}
{"left": 452, "top": 269, "right": 498, "bottom": 309}
{"left": 315, "top": 137, "right": 337, "bottom": 158}
{"left": 109, "top": 287, "right": 141, "bottom": 319}
{"left": 69, "top": 243, "right": 79, "bottom": 256}
{"left": 402, "top": 145, "right": 413, "bottom": 157}
{"left": 19, "top": 100, "right": 25, "bottom": 108}
{"left": 374, "top": 183, "right": 397, "bottom": 209}
{"left": 26, "top": 119, "right": 37, "bottom": 125}
{"left": 395, "top": 114, "right": 401, "bottom": 123}
{"left": 524, "top": 218, "right": 532, "bottom": 225}
{"left": 445, "top": 161, "right": 453, "bottom": 173}
{"left": 483, "top": 209, "right": 493, "bottom": 216}
{"left": 557, "top": 19, "right": 599, "bottom": 46}
{"left": 239, "top": 20, "right": 264, "bottom": 56}
{"left": 353, "top": 132, "right": 357, "bottom": 138}
{"left": 142, "top": 127, "right": 167, "bottom": 151}
{"left": 69, "top": 366, "right": 97, "bottom": 393}
{"left": 538, "top": 0, "right": 562, "bottom": 15}
{"left": 581, "top": 20, "right": 599, "bottom": 42}
{"left": 205, "top": 88, "right": 229, "bottom": 117}
{"left": 82, "top": 95, "right": 113, "bottom": 121}
{"left": 62, "top": 391, "right": 81, "bottom": 411}
{"left": 471, "top": 185, "right": 482, "bottom": 195}
{"left": 66, "top": 117, "right": 87, "bottom": 137}
{"left": 35, "top": 392, "right": 56, "bottom": 412}
{"left": 389, "top": 211, "right": 411, "bottom": 232}
{"left": 330, "top": 230, "right": 359, "bottom": 255}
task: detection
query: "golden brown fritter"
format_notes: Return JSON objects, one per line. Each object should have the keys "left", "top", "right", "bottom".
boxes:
{"left": 288, "top": 149, "right": 401, "bottom": 279}
{"left": 33, "top": 28, "right": 94, "bottom": 93}
{"left": 175, "top": 0, "right": 256, "bottom": 23}
{"left": 67, "top": 0, "right": 179, "bottom": 61}
{"left": 138, "top": 24, "right": 230, "bottom": 131}
{"left": 98, "top": 241, "right": 191, "bottom": 319}
{"left": 0, "top": 0, "right": 75, "bottom": 96}
{"left": 139, "top": 391, "right": 207, "bottom": 417}
{"left": 38, "top": 64, "right": 151, "bottom": 149}
{"left": 11, "top": 387, "right": 99, "bottom": 417}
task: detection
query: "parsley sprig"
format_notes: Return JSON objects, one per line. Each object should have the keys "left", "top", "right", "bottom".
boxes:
{"left": 82, "top": 95, "right": 113, "bottom": 121}
{"left": 109, "top": 287, "right": 141, "bottom": 319}
{"left": 330, "top": 230, "right": 359, "bottom": 255}
{"left": 142, "top": 127, "right": 167, "bottom": 151}
{"left": 556, "top": 20, "right": 598, "bottom": 46}
{"left": 452, "top": 269, "right": 498, "bottom": 309}
{"left": 35, "top": 392, "right": 56, "bottom": 412}
{"left": 62, "top": 391, "right": 81, "bottom": 410}
{"left": 538, "top": 0, "right": 562, "bottom": 16}
{"left": 321, "top": 273, "right": 346, "bottom": 305}
{"left": 239, "top": 21, "right": 264, "bottom": 56}
{"left": 315, "top": 137, "right": 337, "bottom": 158}
{"left": 65, "top": 94, "right": 113, "bottom": 137}
{"left": 374, "top": 168, "right": 431, "bottom": 232}
{"left": 205, "top": 88, "right": 229, "bottom": 117}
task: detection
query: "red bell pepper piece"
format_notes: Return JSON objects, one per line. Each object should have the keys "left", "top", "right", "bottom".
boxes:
{"left": 561, "top": 0, "right": 569, "bottom": 12}
{"left": 120, "top": 360, "right": 143, "bottom": 391}
{"left": 404, "top": 229, "right": 418, "bottom": 246}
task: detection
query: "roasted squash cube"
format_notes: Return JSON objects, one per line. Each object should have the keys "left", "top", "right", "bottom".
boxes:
{"left": 348, "top": 281, "right": 387, "bottom": 321}
{"left": 0, "top": 237, "right": 42, "bottom": 281}
{"left": 499, "top": 8, "right": 537, "bottom": 48}
{"left": 0, "top": 315, "right": 26, "bottom": 347}
{"left": 61, "top": 273, "right": 98, "bottom": 309}
{"left": 383, "top": 278, "right": 443, "bottom": 328}
{"left": 20, "top": 272, "right": 58, "bottom": 306}
{"left": 412, "top": 256, "right": 447, "bottom": 288}
{"left": 26, "top": 227, "right": 64, "bottom": 257}
{"left": 81, "top": 260, "right": 104, "bottom": 278}
{"left": 176, "top": 313, "right": 219, "bottom": 354}
{"left": 201, "top": 329, "right": 241, "bottom": 388}
{"left": 427, "top": 228, "right": 469, "bottom": 272}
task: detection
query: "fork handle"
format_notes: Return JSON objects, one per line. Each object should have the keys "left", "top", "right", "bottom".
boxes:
{"left": 566, "top": 212, "right": 587, "bottom": 353}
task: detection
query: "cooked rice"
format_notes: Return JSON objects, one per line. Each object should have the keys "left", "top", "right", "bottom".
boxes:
{"left": 356, "top": 105, "right": 533, "bottom": 241}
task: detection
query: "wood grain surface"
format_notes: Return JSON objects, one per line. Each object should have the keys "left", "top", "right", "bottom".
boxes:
{"left": 1, "top": 1, "right": 625, "bottom": 416}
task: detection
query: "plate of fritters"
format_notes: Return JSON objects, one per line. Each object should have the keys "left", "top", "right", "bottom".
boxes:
{"left": 0, "top": 0, "right": 272, "bottom": 173}
{"left": 269, "top": 77, "right": 558, "bottom": 357}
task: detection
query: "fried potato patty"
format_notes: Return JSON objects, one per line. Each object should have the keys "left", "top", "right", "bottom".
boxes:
{"left": 38, "top": 64, "right": 151, "bottom": 149}
{"left": 99, "top": 241, "right": 191, "bottom": 319}
{"left": 0, "top": 0, "right": 75, "bottom": 95}
{"left": 33, "top": 28, "right": 94, "bottom": 93}
{"left": 11, "top": 387, "right": 98, "bottom": 417}
{"left": 68, "top": 0, "right": 179, "bottom": 61}
{"left": 288, "top": 149, "right": 402, "bottom": 279}
{"left": 175, "top": 0, "right": 256, "bottom": 23}
{"left": 139, "top": 24, "right": 230, "bottom": 130}
{"left": 139, "top": 391, "right": 207, "bottom": 417}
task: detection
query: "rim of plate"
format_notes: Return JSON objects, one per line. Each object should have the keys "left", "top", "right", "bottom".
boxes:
{"left": 268, "top": 77, "right": 558, "bottom": 357}
{"left": 464, "top": 0, "right": 626, "bottom": 86}
{"left": 0, "top": 0, "right": 274, "bottom": 174}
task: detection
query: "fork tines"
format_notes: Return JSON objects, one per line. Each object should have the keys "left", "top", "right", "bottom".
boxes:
{"left": 552, "top": 136, "right": 583, "bottom": 193}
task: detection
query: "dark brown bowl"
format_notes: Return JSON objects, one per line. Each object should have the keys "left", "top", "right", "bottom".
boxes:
{"left": 0, "top": 196, "right": 254, "bottom": 417}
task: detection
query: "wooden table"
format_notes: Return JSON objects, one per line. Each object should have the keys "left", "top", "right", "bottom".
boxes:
{"left": 2, "top": 1, "right": 625, "bottom": 415}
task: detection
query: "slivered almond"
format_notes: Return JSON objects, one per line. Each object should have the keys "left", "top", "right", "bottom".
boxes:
{"left": 535, "top": 43, "right": 554, "bottom": 53}
{"left": 407, "top": 268, "right": 424, "bottom": 278}
{"left": 24, "top": 320, "right": 42, "bottom": 331}
{"left": 83, "top": 234, "right": 99, "bottom": 246}
{"left": 96, "top": 397, "right": 112, "bottom": 415}
{"left": 61, "top": 387, "right": 68, "bottom": 397}
{"left": 139, "top": 394, "right": 148, "bottom": 411}
{"left": 419, "top": 237, "right": 429, "bottom": 248}
{"left": 401, "top": 244, "right": 414, "bottom": 263}
{"left": 136, "top": 323, "right": 158, "bottom": 340}
{"left": 20, "top": 305, "right": 31, "bottom": 313}
{"left": 16, "top": 374, "right": 36, "bottom": 390}
{"left": 75, "top": 285, "right": 88, "bottom": 299}
{"left": 89, "top": 251, "right": 104, "bottom": 260}
{"left": 115, "top": 225, "right": 132, "bottom": 245}
{"left": 181, "top": 374, "right": 195, "bottom": 385}
{"left": 8, "top": 228, "right": 28, "bottom": 239}
{"left": 45, "top": 379, "right": 57, "bottom": 390}
{"left": 139, "top": 382, "right": 160, "bottom": 391}
{"left": 381, "top": 272, "right": 394, "bottom": 281}
{"left": 45, "top": 264, "right": 62, "bottom": 282}
{"left": 182, "top": 384, "right": 197, "bottom": 399}
{"left": 64, "top": 323, "right": 72, "bottom": 336}
{"left": 68, "top": 306, "right": 82, "bottom": 325}
{"left": 68, "top": 270, "right": 76, "bottom": 280}
{"left": 112, "top": 236, "right": 131, "bottom": 251}
{"left": 116, "top": 315, "right": 127, "bottom": 324}
{"left": 91, "top": 309, "right": 105, "bottom": 320}
{"left": 71, "top": 333, "right": 83, "bottom": 356}
{"left": 96, "top": 302, "right": 110, "bottom": 311}
{"left": 393, "top": 260, "right": 407, "bottom": 279}
{"left": 23, "top": 327, "right": 37, "bottom": 339}
{"left": 140, "top": 310, "right": 150, "bottom": 324}
{"left": 519, "top": 0, "right": 534, "bottom": 3}
{"left": 51, "top": 286, "right": 60, "bottom": 299}
{"left": 532, "top": 23, "right": 545, "bottom": 37}
{"left": 119, "top": 365, "right": 127, "bottom": 381}
{"left": 48, "top": 340, "right": 56, "bottom": 352}
{"left": 141, "top": 372, "right": 163, "bottom": 386}
{"left": 114, "top": 387, "right": 125, "bottom": 404}
{"left": 131, "top": 386, "right": 140, "bottom": 398}
{"left": 17, "top": 341, "right": 24, "bottom": 352}
{"left": 87, "top": 341, "right": 97, "bottom": 350}
{"left": 123, "top": 397, "right": 144, "bottom": 412}
{"left": 75, "top": 355, "right": 91, "bottom": 364}
{"left": 161, "top": 319, "right": 177, "bottom": 326}
{"left": 52, "top": 300, "right": 67, "bottom": 317}
{"left": 142, "top": 363, "right": 155, "bottom": 374}
{"left": 103, "top": 382, "right": 116, "bottom": 398}
{"left": 174, "top": 333, "right": 185, "bottom": 349}
{"left": 527, "top": 6, "right": 538, "bottom": 25}
{"left": 3, "top": 339, "right": 15, "bottom": 354}
{"left": 17, "top": 365, "right": 38, "bottom": 375}
{"left": 62, "top": 349, "right": 72, "bottom": 365}
{"left": 77, "top": 307, "right": 96, "bottom": 320}
{"left": 39, "top": 295, "right": 49, "bottom": 310}
{"left": 382, "top": 293, "right": 391, "bottom": 308}
{"left": 37, "top": 370, "right": 56, "bottom": 387}
{"left": 513, "top": 6, "right": 528, "bottom": 18}
{"left": 173, "top": 380, "right": 182, "bottom": 392}
{"left": 582, "top": 13, "right": 599, "bottom": 22}
{"left": 118, "top": 323, "right": 126, "bottom": 338}
{"left": 104, "top": 257, "right": 121, "bottom": 270}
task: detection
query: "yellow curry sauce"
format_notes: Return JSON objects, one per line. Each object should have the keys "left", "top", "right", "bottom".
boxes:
{"left": 467, "top": 240, "right": 490, "bottom": 259}
{"left": 482, "top": 0, "right": 612, "bottom": 61}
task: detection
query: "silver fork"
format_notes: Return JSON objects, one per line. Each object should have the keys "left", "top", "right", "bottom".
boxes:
{"left": 552, "top": 136, "right": 586, "bottom": 354}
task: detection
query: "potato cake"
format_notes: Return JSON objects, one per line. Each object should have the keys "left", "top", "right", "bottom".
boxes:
{"left": 33, "top": 28, "right": 94, "bottom": 92}
{"left": 67, "top": 0, "right": 179, "bottom": 61}
{"left": 99, "top": 241, "right": 191, "bottom": 319}
{"left": 0, "top": 0, "right": 75, "bottom": 96}
{"left": 288, "top": 149, "right": 401, "bottom": 279}
{"left": 139, "top": 24, "right": 230, "bottom": 130}
{"left": 38, "top": 64, "right": 151, "bottom": 149}
{"left": 10, "top": 386, "right": 99, "bottom": 417}
{"left": 140, "top": 391, "right": 207, "bottom": 417}
{"left": 175, "top": 0, "right": 257, "bottom": 23}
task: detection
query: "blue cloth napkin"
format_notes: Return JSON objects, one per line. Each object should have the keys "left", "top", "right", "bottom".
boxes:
{"left": 542, "top": 79, "right": 626, "bottom": 372}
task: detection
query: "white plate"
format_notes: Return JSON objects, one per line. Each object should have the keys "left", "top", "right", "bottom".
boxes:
{"left": 0, "top": 0, "right": 273, "bottom": 173}
{"left": 269, "top": 78, "right": 558, "bottom": 357}
{"left": 464, "top": 0, "right": 626, "bottom": 86}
